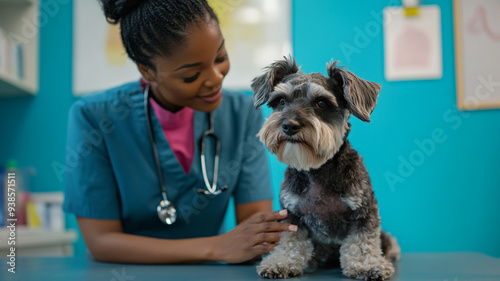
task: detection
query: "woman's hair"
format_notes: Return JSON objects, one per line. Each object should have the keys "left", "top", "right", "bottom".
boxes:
{"left": 99, "top": 0, "right": 218, "bottom": 70}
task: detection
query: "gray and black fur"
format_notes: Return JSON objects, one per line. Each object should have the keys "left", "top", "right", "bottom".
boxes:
{"left": 252, "top": 55, "right": 400, "bottom": 280}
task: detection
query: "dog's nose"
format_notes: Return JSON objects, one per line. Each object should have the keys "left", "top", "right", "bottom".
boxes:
{"left": 282, "top": 120, "right": 300, "bottom": 136}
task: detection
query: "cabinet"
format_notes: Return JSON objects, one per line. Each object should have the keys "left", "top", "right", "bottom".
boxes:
{"left": 0, "top": 0, "right": 39, "bottom": 96}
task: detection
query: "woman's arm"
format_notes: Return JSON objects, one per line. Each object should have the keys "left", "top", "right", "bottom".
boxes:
{"left": 235, "top": 199, "right": 273, "bottom": 223}
{"left": 78, "top": 217, "right": 217, "bottom": 264}
{"left": 77, "top": 207, "right": 295, "bottom": 264}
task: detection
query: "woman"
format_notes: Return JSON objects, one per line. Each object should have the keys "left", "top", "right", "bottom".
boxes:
{"left": 63, "top": 0, "right": 297, "bottom": 264}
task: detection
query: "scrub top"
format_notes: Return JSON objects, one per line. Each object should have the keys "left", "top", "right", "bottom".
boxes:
{"left": 63, "top": 81, "right": 273, "bottom": 239}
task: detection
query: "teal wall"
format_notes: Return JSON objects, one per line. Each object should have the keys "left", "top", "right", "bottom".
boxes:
{"left": 0, "top": 0, "right": 499, "bottom": 258}
{"left": 290, "top": 0, "right": 500, "bottom": 257}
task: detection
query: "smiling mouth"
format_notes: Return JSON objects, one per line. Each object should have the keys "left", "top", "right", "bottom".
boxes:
{"left": 199, "top": 88, "right": 222, "bottom": 103}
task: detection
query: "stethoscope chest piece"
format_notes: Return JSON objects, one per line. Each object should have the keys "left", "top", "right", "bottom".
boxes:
{"left": 157, "top": 200, "right": 177, "bottom": 225}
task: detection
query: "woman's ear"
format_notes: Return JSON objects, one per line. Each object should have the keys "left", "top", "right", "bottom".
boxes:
{"left": 137, "top": 63, "right": 156, "bottom": 84}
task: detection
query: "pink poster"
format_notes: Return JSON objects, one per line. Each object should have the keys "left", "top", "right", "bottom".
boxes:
{"left": 383, "top": 5, "right": 443, "bottom": 81}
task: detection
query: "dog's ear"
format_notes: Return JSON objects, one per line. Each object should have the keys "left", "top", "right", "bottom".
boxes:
{"left": 251, "top": 55, "right": 299, "bottom": 109}
{"left": 327, "top": 60, "right": 381, "bottom": 122}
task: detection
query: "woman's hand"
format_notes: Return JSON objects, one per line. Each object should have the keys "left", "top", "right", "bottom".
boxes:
{"left": 213, "top": 209, "right": 298, "bottom": 264}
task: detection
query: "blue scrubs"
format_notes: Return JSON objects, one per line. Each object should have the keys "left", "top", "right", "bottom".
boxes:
{"left": 63, "top": 81, "right": 273, "bottom": 239}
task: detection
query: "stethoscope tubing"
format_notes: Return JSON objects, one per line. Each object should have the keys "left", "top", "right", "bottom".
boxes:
{"left": 200, "top": 116, "right": 221, "bottom": 195}
{"left": 144, "top": 86, "right": 169, "bottom": 202}
{"left": 144, "top": 85, "right": 227, "bottom": 225}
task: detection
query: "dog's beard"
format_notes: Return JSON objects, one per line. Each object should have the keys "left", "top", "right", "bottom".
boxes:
{"left": 258, "top": 113, "right": 347, "bottom": 171}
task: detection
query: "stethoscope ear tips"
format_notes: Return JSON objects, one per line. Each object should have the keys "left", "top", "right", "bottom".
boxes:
{"left": 197, "top": 185, "right": 228, "bottom": 195}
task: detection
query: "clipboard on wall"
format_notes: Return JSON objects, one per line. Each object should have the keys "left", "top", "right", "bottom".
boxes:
{"left": 454, "top": 0, "right": 500, "bottom": 111}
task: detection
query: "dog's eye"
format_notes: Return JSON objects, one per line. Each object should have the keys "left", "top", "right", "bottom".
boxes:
{"left": 316, "top": 100, "right": 327, "bottom": 109}
{"left": 267, "top": 96, "right": 285, "bottom": 109}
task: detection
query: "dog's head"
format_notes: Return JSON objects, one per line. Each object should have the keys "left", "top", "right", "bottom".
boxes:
{"left": 252, "top": 55, "right": 381, "bottom": 171}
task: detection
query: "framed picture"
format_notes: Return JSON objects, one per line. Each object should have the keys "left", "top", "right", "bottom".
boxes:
{"left": 454, "top": 0, "right": 500, "bottom": 110}
{"left": 207, "top": 0, "right": 292, "bottom": 89}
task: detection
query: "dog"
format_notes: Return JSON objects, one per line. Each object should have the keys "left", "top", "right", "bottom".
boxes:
{"left": 251, "top": 55, "right": 400, "bottom": 280}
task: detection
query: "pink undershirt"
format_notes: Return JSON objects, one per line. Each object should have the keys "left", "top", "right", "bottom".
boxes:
{"left": 141, "top": 79, "right": 194, "bottom": 174}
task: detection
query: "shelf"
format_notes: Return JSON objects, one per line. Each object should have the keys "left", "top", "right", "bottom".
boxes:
{"left": 0, "top": 0, "right": 39, "bottom": 96}
{"left": 0, "top": 71, "right": 36, "bottom": 96}
{"left": 0, "top": 226, "right": 77, "bottom": 257}
{"left": 0, "top": 0, "right": 35, "bottom": 3}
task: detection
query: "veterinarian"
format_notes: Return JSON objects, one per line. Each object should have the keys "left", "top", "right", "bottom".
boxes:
{"left": 63, "top": 0, "right": 297, "bottom": 264}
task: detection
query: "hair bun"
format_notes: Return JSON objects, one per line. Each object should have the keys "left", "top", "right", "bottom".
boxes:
{"left": 99, "top": 0, "right": 144, "bottom": 24}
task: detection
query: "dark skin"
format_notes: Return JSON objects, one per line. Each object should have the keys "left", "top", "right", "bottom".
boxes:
{"left": 78, "top": 203, "right": 295, "bottom": 264}
{"left": 138, "top": 19, "right": 228, "bottom": 113}
{"left": 78, "top": 19, "right": 297, "bottom": 264}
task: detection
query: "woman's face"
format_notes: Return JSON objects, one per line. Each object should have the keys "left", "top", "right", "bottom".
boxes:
{"left": 141, "top": 19, "right": 230, "bottom": 113}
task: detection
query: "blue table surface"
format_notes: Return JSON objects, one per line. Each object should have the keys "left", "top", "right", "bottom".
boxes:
{"left": 1, "top": 252, "right": 499, "bottom": 281}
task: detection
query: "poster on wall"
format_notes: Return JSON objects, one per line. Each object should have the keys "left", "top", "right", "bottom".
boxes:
{"left": 454, "top": 0, "right": 500, "bottom": 110}
{"left": 73, "top": 0, "right": 141, "bottom": 96}
{"left": 383, "top": 5, "right": 443, "bottom": 81}
{"left": 73, "top": 0, "right": 292, "bottom": 95}
{"left": 207, "top": 0, "right": 292, "bottom": 89}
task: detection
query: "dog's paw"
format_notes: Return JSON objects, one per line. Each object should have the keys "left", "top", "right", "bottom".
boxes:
{"left": 257, "top": 263, "right": 302, "bottom": 279}
{"left": 343, "top": 259, "right": 395, "bottom": 281}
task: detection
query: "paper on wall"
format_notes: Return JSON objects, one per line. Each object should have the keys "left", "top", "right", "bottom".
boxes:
{"left": 383, "top": 5, "right": 443, "bottom": 81}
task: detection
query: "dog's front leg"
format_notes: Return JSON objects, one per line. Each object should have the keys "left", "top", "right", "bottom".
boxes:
{"left": 340, "top": 227, "right": 395, "bottom": 281}
{"left": 257, "top": 225, "right": 313, "bottom": 279}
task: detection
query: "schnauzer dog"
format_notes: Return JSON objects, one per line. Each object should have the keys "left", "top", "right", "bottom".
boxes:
{"left": 251, "top": 56, "right": 400, "bottom": 280}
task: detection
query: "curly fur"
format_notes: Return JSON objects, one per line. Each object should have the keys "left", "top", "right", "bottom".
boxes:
{"left": 257, "top": 228, "right": 314, "bottom": 279}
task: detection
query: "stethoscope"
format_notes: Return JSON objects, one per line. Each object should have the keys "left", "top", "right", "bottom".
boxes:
{"left": 144, "top": 86, "right": 227, "bottom": 225}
